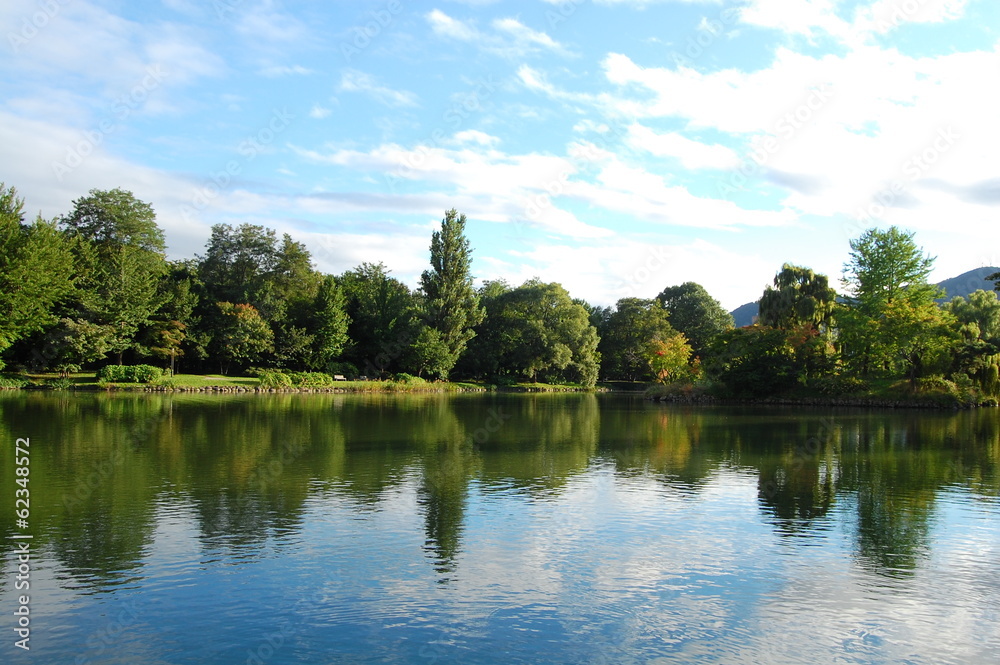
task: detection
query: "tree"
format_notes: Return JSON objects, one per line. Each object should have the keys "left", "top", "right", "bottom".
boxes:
{"left": 597, "top": 298, "right": 676, "bottom": 381}
{"left": 841, "top": 226, "right": 938, "bottom": 317}
{"left": 419, "top": 209, "right": 485, "bottom": 378}
{"left": 198, "top": 223, "right": 279, "bottom": 307}
{"left": 340, "top": 262, "right": 418, "bottom": 377}
{"left": 656, "top": 282, "right": 733, "bottom": 356}
{"left": 703, "top": 326, "right": 798, "bottom": 398}
{"left": 464, "top": 279, "right": 600, "bottom": 386}
{"left": 0, "top": 184, "right": 76, "bottom": 367}
{"left": 61, "top": 188, "right": 168, "bottom": 364}
{"left": 759, "top": 264, "right": 837, "bottom": 331}
{"left": 946, "top": 290, "right": 1000, "bottom": 342}
{"left": 647, "top": 333, "right": 695, "bottom": 384}
{"left": 840, "top": 227, "right": 943, "bottom": 377}
{"left": 306, "top": 275, "right": 351, "bottom": 371}
{"left": 213, "top": 302, "right": 274, "bottom": 374}
{"left": 148, "top": 320, "right": 186, "bottom": 375}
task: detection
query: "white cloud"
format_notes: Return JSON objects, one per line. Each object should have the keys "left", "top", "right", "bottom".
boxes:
{"left": 426, "top": 9, "right": 571, "bottom": 58}
{"left": 451, "top": 130, "right": 501, "bottom": 146}
{"left": 738, "top": 0, "right": 851, "bottom": 39}
{"left": 627, "top": 124, "right": 741, "bottom": 170}
{"left": 309, "top": 105, "right": 332, "bottom": 119}
{"left": 258, "top": 64, "right": 313, "bottom": 77}
{"left": 339, "top": 70, "right": 418, "bottom": 108}
{"left": 852, "top": 0, "right": 971, "bottom": 36}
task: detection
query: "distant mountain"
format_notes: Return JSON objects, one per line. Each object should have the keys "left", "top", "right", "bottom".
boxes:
{"left": 934, "top": 266, "right": 999, "bottom": 302}
{"left": 728, "top": 266, "right": 1000, "bottom": 326}
{"left": 730, "top": 301, "right": 759, "bottom": 328}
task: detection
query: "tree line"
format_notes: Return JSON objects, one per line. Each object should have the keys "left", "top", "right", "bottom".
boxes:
{"left": 2, "top": 183, "right": 999, "bottom": 396}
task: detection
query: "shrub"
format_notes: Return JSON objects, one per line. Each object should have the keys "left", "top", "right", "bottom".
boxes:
{"left": 255, "top": 369, "right": 293, "bottom": 389}
{"left": 809, "top": 375, "right": 869, "bottom": 396}
{"left": 289, "top": 372, "right": 335, "bottom": 388}
{"left": 0, "top": 373, "right": 29, "bottom": 389}
{"left": 96, "top": 364, "right": 164, "bottom": 383}
{"left": 325, "top": 362, "right": 359, "bottom": 379}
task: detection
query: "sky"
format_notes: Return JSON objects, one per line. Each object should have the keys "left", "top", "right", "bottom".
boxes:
{"left": 1, "top": 0, "right": 998, "bottom": 311}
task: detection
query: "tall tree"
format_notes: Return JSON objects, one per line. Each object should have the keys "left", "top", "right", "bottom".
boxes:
{"left": 0, "top": 184, "right": 76, "bottom": 367}
{"left": 841, "top": 226, "right": 939, "bottom": 316}
{"left": 840, "top": 227, "right": 944, "bottom": 377}
{"left": 758, "top": 264, "right": 837, "bottom": 331}
{"left": 419, "top": 209, "right": 485, "bottom": 378}
{"left": 656, "top": 282, "right": 733, "bottom": 356}
{"left": 60, "top": 188, "right": 168, "bottom": 364}
{"left": 213, "top": 302, "right": 274, "bottom": 374}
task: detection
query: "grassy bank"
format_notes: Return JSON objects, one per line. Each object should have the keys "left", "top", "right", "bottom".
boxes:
{"left": 645, "top": 377, "right": 1000, "bottom": 409}
{"left": 6, "top": 372, "right": 603, "bottom": 394}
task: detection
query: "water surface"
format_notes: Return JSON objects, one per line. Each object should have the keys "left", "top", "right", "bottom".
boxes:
{"left": 1, "top": 392, "right": 998, "bottom": 664}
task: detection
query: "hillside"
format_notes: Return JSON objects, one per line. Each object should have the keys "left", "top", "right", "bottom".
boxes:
{"left": 728, "top": 266, "right": 1000, "bottom": 325}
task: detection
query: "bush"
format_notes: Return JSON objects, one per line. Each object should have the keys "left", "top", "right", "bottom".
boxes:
{"left": 0, "top": 373, "right": 29, "bottom": 389}
{"left": 96, "top": 364, "right": 164, "bottom": 383}
{"left": 289, "top": 372, "right": 335, "bottom": 388}
{"left": 255, "top": 369, "right": 293, "bottom": 389}
{"left": 393, "top": 373, "right": 426, "bottom": 385}
{"left": 809, "top": 375, "right": 870, "bottom": 396}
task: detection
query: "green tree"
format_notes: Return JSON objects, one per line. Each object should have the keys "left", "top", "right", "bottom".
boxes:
{"left": 656, "top": 282, "right": 733, "bottom": 356}
{"left": 647, "top": 333, "right": 695, "bottom": 384}
{"left": 946, "top": 290, "right": 1000, "bottom": 342}
{"left": 419, "top": 209, "right": 485, "bottom": 378}
{"left": 470, "top": 280, "right": 600, "bottom": 386}
{"left": 841, "top": 226, "right": 939, "bottom": 317}
{"left": 213, "top": 302, "right": 274, "bottom": 374}
{"left": 703, "top": 326, "right": 797, "bottom": 398}
{"left": 597, "top": 298, "right": 676, "bottom": 381}
{"left": 340, "top": 263, "right": 418, "bottom": 377}
{"left": 306, "top": 275, "right": 351, "bottom": 371}
{"left": 840, "top": 227, "right": 943, "bottom": 377}
{"left": 0, "top": 184, "right": 76, "bottom": 367}
{"left": 61, "top": 188, "right": 168, "bottom": 364}
{"left": 198, "top": 223, "right": 279, "bottom": 306}
{"left": 758, "top": 264, "right": 837, "bottom": 331}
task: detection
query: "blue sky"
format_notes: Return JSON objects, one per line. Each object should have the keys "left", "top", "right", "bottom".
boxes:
{"left": 2, "top": 0, "right": 998, "bottom": 310}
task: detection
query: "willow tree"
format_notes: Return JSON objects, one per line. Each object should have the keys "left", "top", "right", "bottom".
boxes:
{"left": 419, "top": 209, "right": 485, "bottom": 378}
{"left": 759, "top": 264, "right": 836, "bottom": 331}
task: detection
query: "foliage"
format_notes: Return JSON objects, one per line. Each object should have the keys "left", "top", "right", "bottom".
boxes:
{"left": 61, "top": 188, "right": 168, "bottom": 364}
{"left": 759, "top": 263, "right": 836, "bottom": 331}
{"left": 807, "top": 375, "right": 869, "bottom": 396}
{"left": 703, "top": 326, "right": 798, "bottom": 398}
{"left": 597, "top": 298, "right": 675, "bottom": 381}
{"left": 0, "top": 184, "right": 77, "bottom": 363}
{"left": 463, "top": 279, "right": 600, "bottom": 386}
{"left": 647, "top": 333, "right": 697, "bottom": 384}
{"left": 419, "top": 209, "right": 485, "bottom": 378}
{"left": 945, "top": 290, "right": 1000, "bottom": 342}
{"left": 0, "top": 373, "right": 30, "bottom": 389}
{"left": 213, "top": 302, "right": 274, "bottom": 374}
{"left": 97, "top": 364, "right": 164, "bottom": 383}
{"left": 339, "top": 262, "right": 418, "bottom": 377}
{"left": 656, "top": 282, "right": 733, "bottom": 356}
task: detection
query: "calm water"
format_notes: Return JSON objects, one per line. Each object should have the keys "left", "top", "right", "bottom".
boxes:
{"left": 1, "top": 392, "right": 999, "bottom": 664}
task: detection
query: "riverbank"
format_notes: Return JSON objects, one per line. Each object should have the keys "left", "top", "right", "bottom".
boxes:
{"left": 644, "top": 381, "right": 1000, "bottom": 409}
{"left": 1, "top": 372, "right": 604, "bottom": 394}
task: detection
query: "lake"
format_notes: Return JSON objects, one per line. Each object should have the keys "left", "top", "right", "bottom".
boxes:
{"left": 1, "top": 392, "right": 999, "bottom": 664}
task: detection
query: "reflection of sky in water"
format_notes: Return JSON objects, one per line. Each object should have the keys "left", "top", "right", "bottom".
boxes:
{"left": 2, "top": 396, "right": 999, "bottom": 665}
{"left": 7, "top": 464, "right": 997, "bottom": 665}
